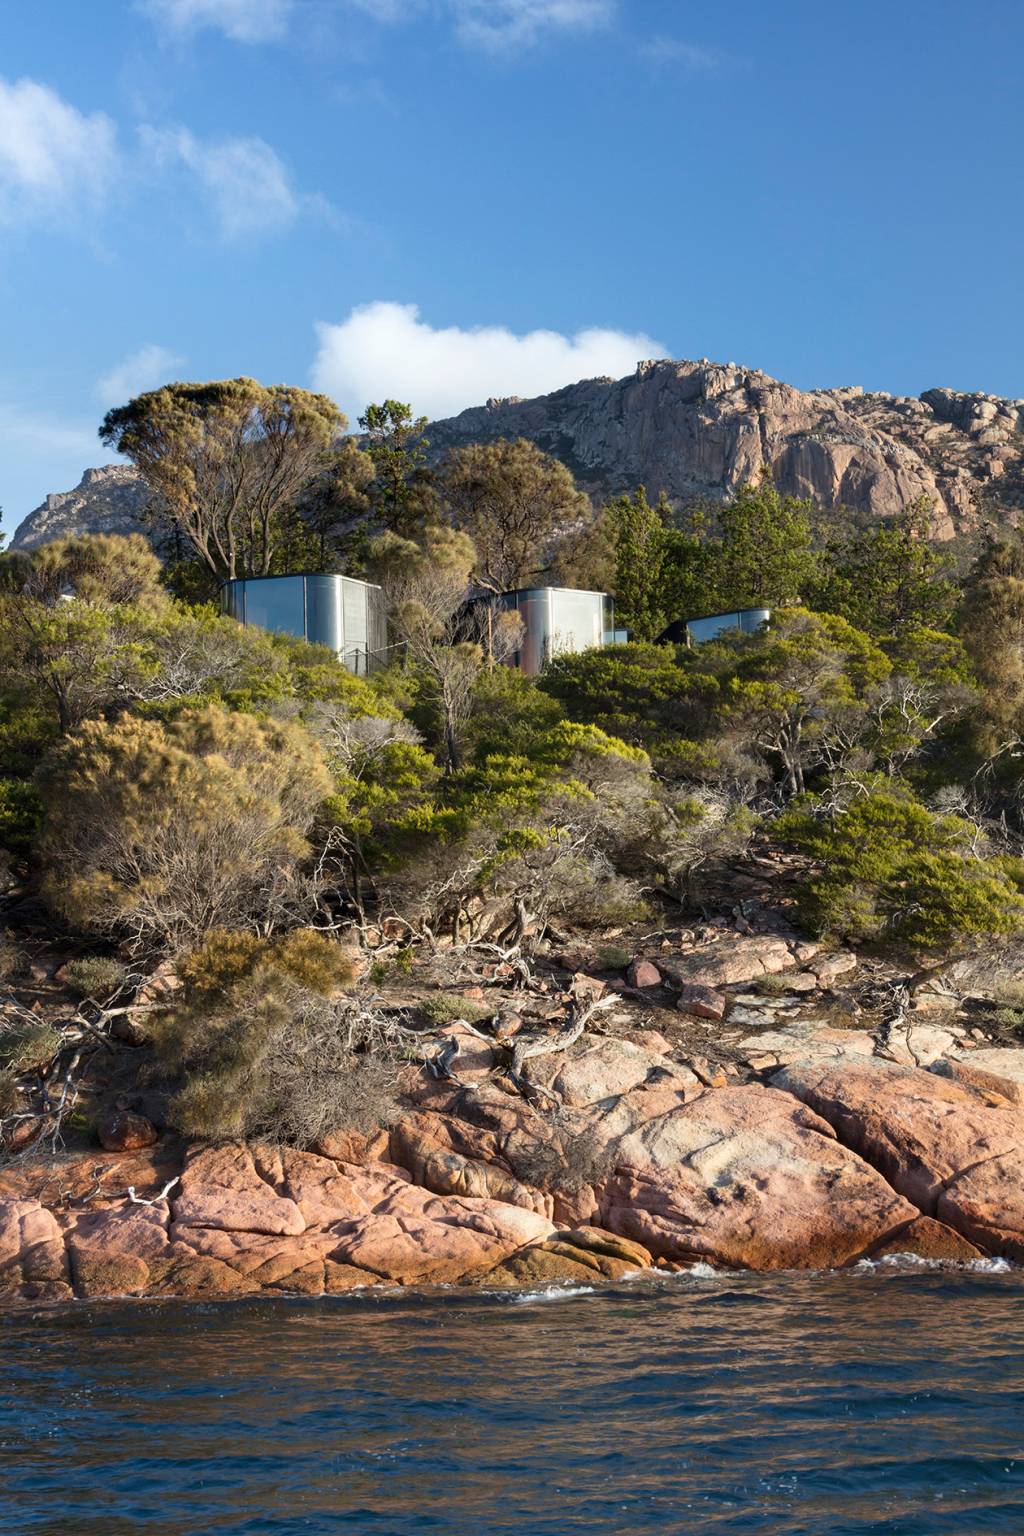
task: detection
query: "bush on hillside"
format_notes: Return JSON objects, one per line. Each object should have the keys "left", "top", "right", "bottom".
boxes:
{"left": 37, "top": 707, "right": 332, "bottom": 953}
{"left": 779, "top": 785, "right": 1024, "bottom": 950}
{"left": 62, "top": 955, "right": 128, "bottom": 1000}
{"left": 151, "top": 933, "right": 392, "bottom": 1145}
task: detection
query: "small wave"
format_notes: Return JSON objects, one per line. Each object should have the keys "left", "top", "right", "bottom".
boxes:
{"left": 509, "top": 1285, "right": 597, "bottom": 1304}
{"left": 855, "top": 1253, "right": 1015, "bottom": 1274}
{"left": 657, "top": 1261, "right": 720, "bottom": 1281}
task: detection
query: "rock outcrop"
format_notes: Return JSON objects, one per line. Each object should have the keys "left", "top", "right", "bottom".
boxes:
{"left": 5, "top": 1037, "right": 1021, "bottom": 1302}
{"left": 776, "top": 1058, "right": 1024, "bottom": 1261}
{"left": 9, "top": 465, "right": 151, "bottom": 551}
{"left": 427, "top": 360, "right": 1024, "bottom": 539}
{"left": 13, "top": 361, "right": 1024, "bottom": 551}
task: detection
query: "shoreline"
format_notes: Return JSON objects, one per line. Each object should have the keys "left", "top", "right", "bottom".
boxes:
{"left": 4, "top": 1041, "right": 1023, "bottom": 1306}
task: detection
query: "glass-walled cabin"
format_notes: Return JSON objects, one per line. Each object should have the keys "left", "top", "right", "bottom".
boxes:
{"left": 221, "top": 573, "right": 387, "bottom": 675}
{"left": 659, "top": 606, "right": 771, "bottom": 648}
{"left": 489, "top": 587, "right": 619, "bottom": 675}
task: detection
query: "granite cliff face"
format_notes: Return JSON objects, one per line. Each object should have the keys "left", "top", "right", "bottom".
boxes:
{"left": 427, "top": 360, "right": 1024, "bottom": 540}
{"left": 10, "top": 464, "right": 150, "bottom": 551}
{"left": 11, "top": 361, "right": 1024, "bottom": 550}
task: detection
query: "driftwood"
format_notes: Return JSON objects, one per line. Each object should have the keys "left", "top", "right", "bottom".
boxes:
{"left": 507, "top": 993, "right": 616, "bottom": 1081}
{"left": 425, "top": 992, "right": 617, "bottom": 1105}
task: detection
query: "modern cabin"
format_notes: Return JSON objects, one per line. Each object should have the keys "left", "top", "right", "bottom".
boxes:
{"left": 659, "top": 606, "right": 771, "bottom": 648}
{"left": 484, "top": 586, "right": 625, "bottom": 675}
{"left": 220, "top": 572, "right": 388, "bottom": 675}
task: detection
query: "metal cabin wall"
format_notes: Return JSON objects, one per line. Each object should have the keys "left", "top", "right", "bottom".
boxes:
{"left": 493, "top": 587, "right": 609, "bottom": 675}
{"left": 220, "top": 574, "right": 386, "bottom": 675}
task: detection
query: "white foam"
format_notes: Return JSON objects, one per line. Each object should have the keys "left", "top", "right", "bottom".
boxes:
{"left": 509, "top": 1285, "right": 597, "bottom": 1304}
{"left": 855, "top": 1253, "right": 1015, "bottom": 1274}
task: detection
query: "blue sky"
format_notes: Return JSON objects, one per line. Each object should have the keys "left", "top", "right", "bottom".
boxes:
{"left": 2, "top": 0, "right": 1022, "bottom": 536}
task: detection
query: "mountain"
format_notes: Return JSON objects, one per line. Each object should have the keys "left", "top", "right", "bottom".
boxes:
{"left": 9, "top": 465, "right": 151, "bottom": 551}
{"left": 427, "top": 359, "right": 1024, "bottom": 540}
{"left": 10, "top": 359, "right": 1024, "bottom": 551}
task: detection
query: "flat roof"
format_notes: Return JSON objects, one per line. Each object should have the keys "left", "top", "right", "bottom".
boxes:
{"left": 219, "top": 571, "right": 382, "bottom": 590}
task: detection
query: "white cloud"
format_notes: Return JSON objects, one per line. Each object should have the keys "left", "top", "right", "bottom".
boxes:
{"left": 0, "top": 76, "right": 118, "bottom": 227}
{"left": 142, "top": 0, "right": 293, "bottom": 42}
{"left": 141, "top": 125, "right": 305, "bottom": 239}
{"left": 311, "top": 300, "right": 666, "bottom": 421}
{"left": 95, "top": 345, "right": 186, "bottom": 407}
{"left": 640, "top": 36, "right": 728, "bottom": 71}
{"left": 450, "top": 0, "right": 614, "bottom": 52}
{"left": 145, "top": 0, "right": 614, "bottom": 51}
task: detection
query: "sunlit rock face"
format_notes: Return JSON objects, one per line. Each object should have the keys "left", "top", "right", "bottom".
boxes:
{"left": 10, "top": 465, "right": 151, "bottom": 550}
{"left": 12, "top": 363, "right": 1024, "bottom": 553}
{"left": 427, "top": 359, "right": 1024, "bottom": 540}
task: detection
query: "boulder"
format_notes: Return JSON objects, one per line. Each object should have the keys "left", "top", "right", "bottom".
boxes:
{"left": 869, "top": 1215, "right": 984, "bottom": 1264}
{"left": 949, "top": 1047, "right": 1024, "bottom": 1093}
{"left": 597, "top": 1082, "right": 917, "bottom": 1270}
{"left": 736, "top": 1023, "right": 875, "bottom": 1070}
{"left": 627, "top": 959, "right": 662, "bottom": 989}
{"left": 775, "top": 1057, "right": 1024, "bottom": 1259}
{"left": 548, "top": 1036, "right": 696, "bottom": 1108}
{"left": 932, "top": 1057, "right": 1024, "bottom": 1108}
{"left": 662, "top": 935, "right": 795, "bottom": 990}
{"left": 676, "top": 982, "right": 727, "bottom": 1020}
{"left": 174, "top": 1144, "right": 307, "bottom": 1237}
{"left": 883, "top": 1023, "right": 961, "bottom": 1068}
{"left": 808, "top": 952, "right": 857, "bottom": 985}
{"left": 329, "top": 1182, "right": 555, "bottom": 1285}
{"left": 483, "top": 1229, "right": 648, "bottom": 1288}
{"left": 97, "top": 1111, "right": 158, "bottom": 1153}
{"left": 0, "top": 1199, "right": 71, "bottom": 1301}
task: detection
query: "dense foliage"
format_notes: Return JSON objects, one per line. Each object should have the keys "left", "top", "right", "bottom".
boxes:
{"left": 7, "top": 380, "right": 1024, "bottom": 1037}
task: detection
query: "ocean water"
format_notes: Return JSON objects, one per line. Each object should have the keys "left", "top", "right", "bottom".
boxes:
{"left": 3, "top": 1265, "right": 1024, "bottom": 1535}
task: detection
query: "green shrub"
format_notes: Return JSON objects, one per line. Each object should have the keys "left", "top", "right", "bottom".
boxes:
{"left": 0, "top": 1019, "right": 61, "bottom": 1073}
{"left": 37, "top": 707, "right": 333, "bottom": 951}
{"left": 62, "top": 955, "right": 127, "bottom": 999}
{"left": 420, "top": 993, "right": 494, "bottom": 1026}
{"left": 595, "top": 945, "right": 632, "bottom": 972}
{"left": 152, "top": 970, "right": 398, "bottom": 1146}
{"left": 0, "top": 779, "right": 43, "bottom": 856}
{"left": 779, "top": 786, "right": 1024, "bottom": 951}
{"left": 755, "top": 973, "right": 796, "bottom": 996}
{"left": 989, "top": 1006, "right": 1024, "bottom": 1030}
{"left": 992, "top": 981, "right": 1024, "bottom": 1009}
{"left": 180, "top": 927, "right": 353, "bottom": 1002}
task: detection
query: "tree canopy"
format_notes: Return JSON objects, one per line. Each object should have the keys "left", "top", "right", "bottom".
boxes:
{"left": 100, "top": 378, "right": 357, "bottom": 580}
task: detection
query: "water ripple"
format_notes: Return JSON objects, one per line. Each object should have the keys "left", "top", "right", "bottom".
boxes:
{"left": 2, "top": 1270, "right": 1024, "bottom": 1534}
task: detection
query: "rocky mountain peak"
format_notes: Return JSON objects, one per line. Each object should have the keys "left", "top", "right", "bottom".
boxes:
{"left": 9, "top": 358, "right": 1024, "bottom": 553}
{"left": 10, "top": 463, "right": 151, "bottom": 551}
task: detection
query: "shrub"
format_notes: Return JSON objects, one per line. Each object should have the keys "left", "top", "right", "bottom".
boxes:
{"left": 755, "top": 973, "right": 796, "bottom": 996}
{"left": 179, "top": 927, "right": 353, "bottom": 1002}
{"left": 595, "top": 945, "right": 632, "bottom": 972}
{"left": 420, "top": 993, "right": 495, "bottom": 1026}
{"left": 779, "top": 786, "right": 1024, "bottom": 950}
{"left": 509, "top": 1122, "right": 616, "bottom": 1195}
{"left": 990, "top": 1006, "right": 1024, "bottom": 1030}
{"left": 37, "top": 707, "right": 333, "bottom": 952}
{"left": 0, "top": 1019, "right": 61, "bottom": 1073}
{"left": 152, "top": 942, "right": 381, "bottom": 1146}
{"left": 62, "top": 955, "right": 127, "bottom": 1000}
{"left": 0, "top": 779, "right": 43, "bottom": 857}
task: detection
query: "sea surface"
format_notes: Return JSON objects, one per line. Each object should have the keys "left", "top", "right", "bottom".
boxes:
{"left": 2, "top": 1264, "right": 1023, "bottom": 1535}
